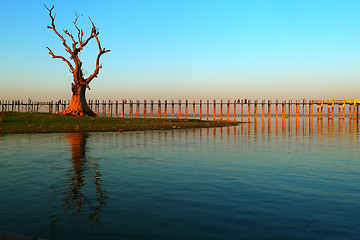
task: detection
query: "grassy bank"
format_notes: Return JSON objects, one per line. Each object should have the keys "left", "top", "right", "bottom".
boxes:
{"left": 0, "top": 112, "right": 239, "bottom": 134}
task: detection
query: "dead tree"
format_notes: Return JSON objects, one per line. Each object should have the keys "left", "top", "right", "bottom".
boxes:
{"left": 45, "top": 5, "right": 110, "bottom": 116}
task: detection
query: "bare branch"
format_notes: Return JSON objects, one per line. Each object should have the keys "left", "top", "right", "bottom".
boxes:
{"left": 85, "top": 47, "right": 110, "bottom": 84}
{"left": 64, "top": 30, "right": 78, "bottom": 50}
{"left": 86, "top": 18, "right": 110, "bottom": 84}
{"left": 79, "top": 17, "right": 97, "bottom": 49}
{"left": 44, "top": 5, "right": 55, "bottom": 24}
{"left": 45, "top": 5, "right": 110, "bottom": 88}
{"left": 46, "top": 47, "right": 74, "bottom": 72}
{"left": 45, "top": 5, "right": 73, "bottom": 54}
{"left": 81, "top": 33, "right": 95, "bottom": 49}
{"left": 73, "top": 11, "right": 80, "bottom": 31}
{"left": 72, "top": 12, "right": 83, "bottom": 49}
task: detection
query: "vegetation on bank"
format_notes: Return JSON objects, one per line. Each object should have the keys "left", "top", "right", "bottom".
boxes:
{"left": 0, "top": 112, "right": 239, "bottom": 134}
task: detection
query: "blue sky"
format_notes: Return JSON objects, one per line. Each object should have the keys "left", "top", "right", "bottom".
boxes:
{"left": 1, "top": 0, "right": 359, "bottom": 101}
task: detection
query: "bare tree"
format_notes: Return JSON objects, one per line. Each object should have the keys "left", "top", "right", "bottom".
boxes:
{"left": 45, "top": 5, "right": 110, "bottom": 116}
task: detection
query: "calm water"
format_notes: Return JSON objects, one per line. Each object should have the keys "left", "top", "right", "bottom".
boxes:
{"left": 0, "top": 117, "right": 359, "bottom": 240}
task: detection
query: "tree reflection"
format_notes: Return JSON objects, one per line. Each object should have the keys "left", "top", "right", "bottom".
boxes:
{"left": 65, "top": 132, "right": 107, "bottom": 223}
{"left": 51, "top": 132, "right": 107, "bottom": 234}
{"left": 67, "top": 132, "right": 87, "bottom": 213}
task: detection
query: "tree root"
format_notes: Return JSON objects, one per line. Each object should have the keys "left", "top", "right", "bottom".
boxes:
{"left": 59, "top": 108, "right": 97, "bottom": 117}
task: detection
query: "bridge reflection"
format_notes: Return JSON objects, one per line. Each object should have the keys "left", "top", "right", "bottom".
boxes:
{"left": 240, "top": 117, "right": 360, "bottom": 138}
{"left": 93, "top": 117, "right": 360, "bottom": 157}
{"left": 169, "top": 117, "right": 360, "bottom": 143}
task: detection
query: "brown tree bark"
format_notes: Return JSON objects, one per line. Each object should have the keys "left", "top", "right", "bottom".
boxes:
{"left": 63, "top": 84, "right": 95, "bottom": 116}
{"left": 45, "top": 5, "right": 110, "bottom": 116}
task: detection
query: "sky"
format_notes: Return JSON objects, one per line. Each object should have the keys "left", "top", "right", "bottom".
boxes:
{"left": 1, "top": 0, "right": 360, "bottom": 101}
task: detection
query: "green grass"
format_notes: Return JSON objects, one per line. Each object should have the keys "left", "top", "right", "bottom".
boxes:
{"left": 0, "top": 112, "right": 239, "bottom": 134}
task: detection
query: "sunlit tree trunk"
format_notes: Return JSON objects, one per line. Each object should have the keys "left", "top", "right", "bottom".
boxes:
{"left": 62, "top": 84, "right": 95, "bottom": 116}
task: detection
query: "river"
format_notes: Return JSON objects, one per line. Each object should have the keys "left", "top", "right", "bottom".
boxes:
{"left": 0, "top": 117, "right": 359, "bottom": 239}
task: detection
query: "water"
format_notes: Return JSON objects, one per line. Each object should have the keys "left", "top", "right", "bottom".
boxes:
{"left": 0, "top": 117, "right": 359, "bottom": 240}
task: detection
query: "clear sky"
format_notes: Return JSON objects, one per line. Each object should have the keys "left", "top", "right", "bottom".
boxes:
{"left": 1, "top": 0, "right": 359, "bottom": 101}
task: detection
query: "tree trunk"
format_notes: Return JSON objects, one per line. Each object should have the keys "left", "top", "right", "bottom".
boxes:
{"left": 60, "top": 84, "right": 96, "bottom": 116}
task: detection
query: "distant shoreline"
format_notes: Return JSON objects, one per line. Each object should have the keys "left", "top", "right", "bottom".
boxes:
{"left": 0, "top": 112, "right": 239, "bottom": 134}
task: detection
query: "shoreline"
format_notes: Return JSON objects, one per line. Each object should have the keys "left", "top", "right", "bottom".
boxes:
{"left": 0, "top": 112, "right": 240, "bottom": 134}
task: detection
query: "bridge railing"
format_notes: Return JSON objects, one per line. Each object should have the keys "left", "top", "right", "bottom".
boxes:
{"left": 1, "top": 99, "right": 360, "bottom": 120}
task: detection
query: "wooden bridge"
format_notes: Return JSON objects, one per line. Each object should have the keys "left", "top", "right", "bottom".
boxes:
{"left": 1, "top": 99, "right": 360, "bottom": 120}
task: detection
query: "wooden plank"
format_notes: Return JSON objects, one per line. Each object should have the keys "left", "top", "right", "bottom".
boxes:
{"left": 268, "top": 100, "right": 271, "bottom": 118}
{"left": 233, "top": 100, "right": 237, "bottom": 121}
{"left": 206, "top": 100, "right": 209, "bottom": 121}
{"left": 120, "top": 100, "right": 123, "bottom": 117}
{"left": 108, "top": 100, "right": 111, "bottom": 117}
{"left": 129, "top": 100, "right": 133, "bottom": 118}
{"left": 227, "top": 100, "right": 230, "bottom": 121}
{"left": 143, "top": 100, "right": 147, "bottom": 118}
{"left": 220, "top": 100, "right": 223, "bottom": 121}
{"left": 135, "top": 100, "right": 139, "bottom": 118}
{"left": 213, "top": 100, "right": 216, "bottom": 120}
{"left": 254, "top": 100, "right": 258, "bottom": 119}
{"left": 248, "top": 100, "right": 251, "bottom": 122}
{"left": 151, "top": 100, "right": 154, "bottom": 118}
{"left": 171, "top": 100, "right": 174, "bottom": 118}
{"left": 241, "top": 99, "right": 243, "bottom": 121}
{"left": 178, "top": 100, "right": 181, "bottom": 118}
